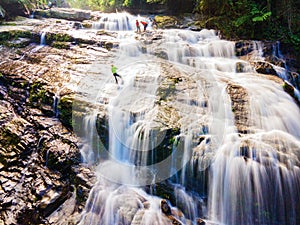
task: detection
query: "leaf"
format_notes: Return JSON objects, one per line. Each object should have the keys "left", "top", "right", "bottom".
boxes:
{"left": 252, "top": 11, "right": 271, "bottom": 22}
{"left": 252, "top": 16, "right": 263, "bottom": 22}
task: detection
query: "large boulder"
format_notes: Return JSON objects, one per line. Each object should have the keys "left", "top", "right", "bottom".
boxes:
{"left": 35, "top": 8, "right": 91, "bottom": 21}
{"left": 0, "top": 0, "right": 28, "bottom": 19}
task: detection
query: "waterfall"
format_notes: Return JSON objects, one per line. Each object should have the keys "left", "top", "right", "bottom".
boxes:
{"left": 77, "top": 12, "right": 300, "bottom": 225}
{"left": 40, "top": 31, "right": 46, "bottom": 46}
{"left": 53, "top": 92, "right": 60, "bottom": 118}
{"left": 80, "top": 110, "right": 101, "bottom": 164}
{"left": 0, "top": 6, "right": 5, "bottom": 18}
{"left": 209, "top": 76, "right": 300, "bottom": 224}
{"left": 93, "top": 12, "right": 150, "bottom": 31}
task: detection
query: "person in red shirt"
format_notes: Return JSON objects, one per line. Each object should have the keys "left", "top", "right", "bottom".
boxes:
{"left": 140, "top": 21, "right": 148, "bottom": 32}
{"left": 136, "top": 20, "right": 141, "bottom": 33}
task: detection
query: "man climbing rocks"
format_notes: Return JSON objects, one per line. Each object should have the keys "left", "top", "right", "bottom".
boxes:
{"left": 111, "top": 64, "right": 123, "bottom": 84}
{"left": 136, "top": 20, "right": 141, "bottom": 33}
{"left": 140, "top": 21, "right": 148, "bottom": 32}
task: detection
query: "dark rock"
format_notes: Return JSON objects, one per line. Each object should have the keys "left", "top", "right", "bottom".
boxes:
{"left": 35, "top": 8, "right": 91, "bottom": 22}
{"left": 283, "top": 81, "right": 300, "bottom": 106}
{"left": 251, "top": 61, "right": 278, "bottom": 76}
{"left": 0, "top": 0, "right": 27, "bottom": 19}
{"left": 73, "top": 21, "right": 82, "bottom": 29}
{"left": 226, "top": 83, "right": 251, "bottom": 134}
{"left": 161, "top": 199, "right": 171, "bottom": 215}
{"left": 58, "top": 94, "right": 73, "bottom": 129}
{"left": 0, "top": 40, "right": 96, "bottom": 224}
{"left": 196, "top": 218, "right": 206, "bottom": 225}
{"left": 160, "top": 199, "right": 184, "bottom": 225}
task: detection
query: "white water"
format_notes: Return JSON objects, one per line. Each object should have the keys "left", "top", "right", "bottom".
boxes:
{"left": 93, "top": 12, "right": 151, "bottom": 31}
{"left": 40, "top": 31, "right": 46, "bottom": 46}
{"left": 0, "top": 6, "right": 5, "bottom": 18}
{"left": 77, "top": 13, "right": 300, "bottom": 225}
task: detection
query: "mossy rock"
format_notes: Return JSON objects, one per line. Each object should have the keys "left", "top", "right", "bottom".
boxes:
{"left": 82, "top": 22, "right": 92, "bottom": 28}
{"left": 51, "top": 41, "right": 71, "bottom": 49}
{"left": 6, "top": 37, "right": 31, "bottom": 48}
{"left": 153, "top": 182, "right": 176, "bottom": 206}
{"left": 46, "top": 32, "right": 74, "bottom": 44}
{"left": 28, "top": 81, "right": 54, "bottom": 116}
{"left": 35, "top": 9, "right": 91, "bottom": 22}
{"left": 154, "top": 15, "right": 178, "bottom": 28}
{"left": 58, "top": 94, "right": 74, "bottom": 129}
{"left": 283, "top": 81, "right": 300, "bottom": 106}
{"left": 0, "top": 30, "right": 32, "bottom": 43}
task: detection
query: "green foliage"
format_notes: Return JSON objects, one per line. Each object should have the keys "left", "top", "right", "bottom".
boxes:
{"left": 252, "top": 11, "right": 271, "bottom": 22}
{"left": 123, "top": 0, "right": 131, "bottom": 6}
{"left": 233, "top": 2, "right": 271, "bottom": 27}
{"left": 289, "top": 33, "right": 300, "bottom": 54}
{"left": 146, "top": 0, "right": 165, "bottom": 3}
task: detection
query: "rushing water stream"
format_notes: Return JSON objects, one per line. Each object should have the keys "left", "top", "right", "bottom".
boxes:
{"left": 75, "top": 12, "right": 300, "bottom": 225}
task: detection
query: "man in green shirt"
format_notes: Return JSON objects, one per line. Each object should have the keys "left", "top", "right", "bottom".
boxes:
{"left": 111, "top": 64, "right": 123, "bottom": 84}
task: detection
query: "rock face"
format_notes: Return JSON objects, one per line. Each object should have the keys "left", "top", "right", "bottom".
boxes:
{"left": 34, "top": 8, "right": 92, "bottom": 22}
{"left": 235, "top": 40, "right": 300, "bottom": 90}
{"left": 0, "top": 0, "right": 27, "bottom": 19}
{"left": 0, "top": 26, "right": 102, "bottom": 224}
{"left": 226, "top": 83, "right": 250, "bottom": 134}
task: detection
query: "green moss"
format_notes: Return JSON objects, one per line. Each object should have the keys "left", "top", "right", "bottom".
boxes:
{"left": 0, "top": 30, "right": 33, "bottom": 47}
{"left": 48, "top": 33, "right": 73, "bottom": 43}
{"left": 2, "top": 22, "right": 17, "bottom": 26}
{"left": 154, "top": 15, "right": 178, "bottom": 28}
{"left": 51, "top": 41, "right": 70, "bottom": 49}
{"left": 82, "top": 22, "right": 92, "bottom": 28}
{"left": 283, "top": 81, "right": 300, "bottom": 106}
{"left": 28, "top": 82, "right": 53, "bottom": 109}
{"left": 0, "top": 30, "right": 31, "bottom": 41}
{"left": 58, "top": 95, "right": 74, "bottom": 129}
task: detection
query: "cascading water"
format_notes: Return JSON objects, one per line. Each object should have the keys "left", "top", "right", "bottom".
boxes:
{"left": 40, "top": 31, "right": 46, "bottom": 46}
{"left": 76, "top": 13, "right": 300, "bottom": 225}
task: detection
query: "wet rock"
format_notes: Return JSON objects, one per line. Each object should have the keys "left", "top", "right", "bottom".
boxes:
{"left": 55, "top": 93, "right": 71, "bottom": 122}
{"left": 160, "top": 199, "right": 184, "bottom": 225}
{"left": 0, "top": 31, "right": 99, "bottom": 224}
{"left": 35, "top": 8, "right": 91, "bottom": 22}
{"left": 131, "top": 209, "right": 146, "bottom": 225}
{"left": 155, "top": 15, "right": 179, "bottom": 29}
{"left": 251, "top": 61, "right": 278, "bottom": 76}
{"left": 161, "top": 199, "right": 172, "bottom": 215}
{"left": 6, "top": 37, "right": 31, "bottom": 48}
{"left": 51, "top": 41, "right": 71, "bottom": 49}
{"left": 283, "top": 81, "right": 300, "bottom": 105}
{"left": 226, "top": 83, "right": 251, "bottom": 134}
{"left": 0, "top": 29, "right": 33, "bottom": 46}
{"left": 196, "top": 218, "right": 206, "bottom": 225}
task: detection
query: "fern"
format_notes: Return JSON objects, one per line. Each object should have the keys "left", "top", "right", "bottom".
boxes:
{"left": 252, "top": 11, "right": 271, "bottom": 22}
